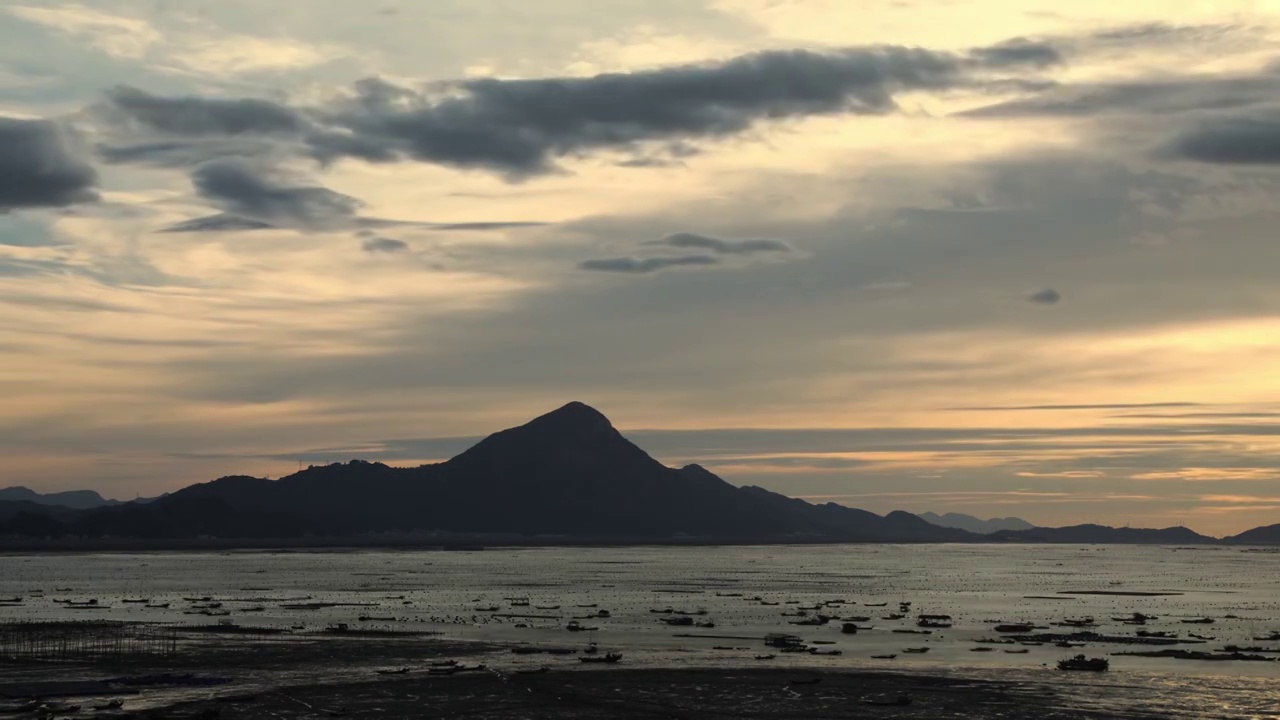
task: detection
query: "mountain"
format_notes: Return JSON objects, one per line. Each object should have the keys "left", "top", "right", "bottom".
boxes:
{"left": 0, "top": 486, "right": 119, "bottom": 509}
{"left": 1225, "top": 524, "right": 1280, "bottom": 545}
{"left": 989, "top": 523, "right": 1216, "bottom": 544}
{"left": 918, "top": 512, "right": 1035, "bottom": 534}
{"left": 15, "top": 402, "right": 972, "bottom": 544}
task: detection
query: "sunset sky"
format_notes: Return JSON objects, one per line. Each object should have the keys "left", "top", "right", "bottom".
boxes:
{"left": 4, "top": 1, "right": 1280, "bottom": 534}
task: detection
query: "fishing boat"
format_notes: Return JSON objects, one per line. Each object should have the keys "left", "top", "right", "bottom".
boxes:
{"left": 754, "top": 654, "right": 776, "bottom": 660}
{"left": 871, "top": 654, "right": 897, "bottom": 659}
{"left": 579, "top": 652, "right": 622, "bottom": 664}
{"left": 902, "top": 647, "right": 930, "bottom": 654}
{"left": 1057, "top": 655, "right": 1109, "bottom": 671}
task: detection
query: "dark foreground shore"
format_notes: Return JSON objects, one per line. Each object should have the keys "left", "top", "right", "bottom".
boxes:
{"left": 1, "top": 630, "right": 1177, "bottom": 719}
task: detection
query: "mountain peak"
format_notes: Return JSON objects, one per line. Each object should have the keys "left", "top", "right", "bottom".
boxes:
{"left": 531, "top": 401, "right": 613, "bottom": 429}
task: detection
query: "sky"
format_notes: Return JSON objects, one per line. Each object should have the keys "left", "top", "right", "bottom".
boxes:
{"left": 4, "top": 1, "right": 1280, "bottom": 535}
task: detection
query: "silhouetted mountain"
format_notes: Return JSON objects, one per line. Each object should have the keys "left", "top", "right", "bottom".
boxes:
{"left": 990, "top": 523, "right": 1216, "bottom": 544}
{"left": 919, "top": 512, "right": 1035, "bottom": 534}
{"left": 1225, "top": 523, "right": 1280, "bottom": 545}
{"left": 5, "top": 402, "right": 970, "bottom": 543}
{"left": 0, "top": 486, "right": 119, "bottom": 509}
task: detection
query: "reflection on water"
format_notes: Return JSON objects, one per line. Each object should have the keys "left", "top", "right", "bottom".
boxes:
{"left": 1, "top": 544, "right": 1278, "bottom": 717}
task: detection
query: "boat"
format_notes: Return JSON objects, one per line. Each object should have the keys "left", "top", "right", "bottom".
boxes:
{"left": 376, "top": 668, "right": 410, "bottom": 675}
{"left": 567, "top": 621, "right": 598, "bottom": 632}
{"left": 765, "top": 633, "right": 803, "bottom": 648}
{"left": 893, "top": 629, "right": 932, "bottom": 635}
{"left": 871, "top": 654, "right": 897, "bottom": 660}
{"left": 917, "top": 619, "right": 952, "bottom": 628}
{"left": 808, "top": 648, "right": 842, "bottom": 656}
{"left": 902, "top": 647, "right": 930, "bottom": 653}
{"left": 596, "top": 610, "right": 611, "bottom": 618}
{"left": 476, "top": 606, "right": 499, "bottom": 612}
{"left": 576, "top": 604, "right": 598, "bottom": 608}
{"left": 579, "top": 652, "right": 622, "bottom": 664}
{"left": 994, "top": 624, "right": 1034, "bottom": 633}
{"left": 754, "top": 654, "right": 776, "bottom": 660}
{"left": 882, "top": 613, "right": 906, "bottom": 620}
{"left": 121, "top": 598, "right": 150, "bottom": 604}
{"left": 453, "top": 664, "right": 488, "bottom": 673}
{"left": 145, "top": 603, "right": 170, "bottom": 609}
{"left": 696, "top": 621, "right": 716, "bottom": 628}
{"left": 663, "top": 616, "right": 694, "bottom": 627}
{"left": 428, "top": 666, "right": 459, "bottom": 676}
{"left": 93, "top": 700, "right": 125, "bottom": 711}
{"left": 845, "top": 616, "right": 872, "bottom": 622}
{"left": 864, "top": 602, "right": 888, "bottom": 607}
{"left": 1181, "top": 617, "right": 1215, "bottom": 624}
{"left": 429, "top": 659, "right": 459, "bottom": 667}
{"left": 1004, "top": 648, "right": 1030, "bottom": 654}
{"left": 546, "top": 648, "right": 577, "bottom": 655}
{"left": 1057, "top": 655, "right": 1109, "bottom": 671}
{"left": 535, "top": 605, "right": 561, "bottom": 610}
{"left": 841, "top": 623, "right": 859, "bottom": 635}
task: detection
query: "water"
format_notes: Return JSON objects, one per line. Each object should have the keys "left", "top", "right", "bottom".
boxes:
{"left": 2, "top": 544, "right": 1278, "bottom": 716}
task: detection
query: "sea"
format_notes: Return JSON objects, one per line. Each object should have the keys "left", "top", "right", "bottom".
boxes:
{"left": 1, "top": 543, "right": 1278, "bottom": 717}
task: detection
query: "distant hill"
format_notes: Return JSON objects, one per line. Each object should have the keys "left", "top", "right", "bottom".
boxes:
{"left": 10, "top": 402, "right": 973, "bottom": 544}
{"left": 1225, "top": 523, "right": 1280, "bottom": 545}
{"left": 0, "top": 486, "right": 118, "bottom": 509}
{"left": 918, "top": 512, "right": 1035, "bottom": 534}
{"left": 990, "top": 523, "right": 1217, "bottom": 544}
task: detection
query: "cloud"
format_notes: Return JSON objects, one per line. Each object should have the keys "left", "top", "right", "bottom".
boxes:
{"left": 159, "top": 214, "right": 275, "bottom": 233}
{"left": 362, "top": 236, "right": 409, "bottom": 253}
{"left": 189, "top": 159, "right": 362, "bottom": 230}
{"left": 947, "top": 402, "right": 1200, "bottom": 411}
{"left": 97, "top": 138, "right": 278, "bottom": 168}
{"left": 647, "top": 231, "right": 794, "bottom": 255}
{"left": 578, "top": 255, "right": 719, "bottom": 274}
{"left": 103, "top": 85, "right": 306, "bottom": 136}
{"left": 0, "top": 117, "right": 99, "bottom": 209}
{"left": 1165, "top": 114, "right": 1280, "bottom": 165}
{"left": 101, "top": 38, "right": 1061, "bottom": 178}
{"left": 1028, "top": 288, "right": 1061, "bottom": 304}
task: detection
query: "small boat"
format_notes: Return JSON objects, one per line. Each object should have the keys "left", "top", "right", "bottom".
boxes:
{"left": 576, "top": 603, "right": 598, "bottom": 608}
{"left": 902, "top": 647, "right": 930, "bottom": 654}
{"left": 1181, "top": 617, "right": 1215, "bottom": 624}
{"left": 596, "top": 610, "right": 611, "bottom": 618}
{"left": 871, "top": 654, "right": 897, "bottom": 660}
{"left": 882, "top": 614, "right": 906, "bottom": 620}
{"left": 93, "top": 700, "right": 125, "bottom": 711}
{"left": 453, "top": 664, "right": 488, "bottom": 673}
{"left": 535, "top": 605, "right": 561, "bottom": 610}
{"left": 1004, "top": 648, "right": 1030, "bottom": 654}
{"left": 696, "top": 621, "right": 716, "bottom": 629}
{"left": 184, "top": 596, "right": 212, "bottom": 602}
{"left": 971, "top": 646, "right": 994, "bottom": 652}
{"left": 841, "top": 623, "right": 859, "bottom": 635}
{"left": 1057, "top": 655, "right": 1109, "bottom": 671}
{"left": 663, "top": 616, "right": 694, "bottom": 627}
{"left": 994, "top": 624, "right": 1034, "bottom": 633}
{"left": 917, "top": 619, "right": 952, "bottom": 628}
{"left": 567, "top": 621, "right": 598, "bottom": 632}
{"left": 1055, "top": 641, "right": 1084, "bottom": 648}
{"left": 808, "top": 648, "right": 842, "bottom": 656}
{"left": 429, "top": 659, "right": 459, "bottom": 667}
{"left": 863, "top": 694, "right": 911, "bottom": 707}
{"left": 376, "top": 668, "right": 410, "bottom": 675}
{"left": 476, "top": 606, "right": 499, "bottom": 612}
{"left": 428, "top": 666, "right": 459, "bottom": 676}
{"left": 121, "top": 598, "right": 150, "bottom": 604}
{"left": 146, "top": 603, "right": 170, "bottom": 609}
{"left": 546, "top": 648, "right": 577, "bottom": 655}
{"left": 893, "top": 629, "right": 932, "bottom": 635}
{"left": 754, "top": 654, "right": 776, "bottom": 660}
{"left": 579, "top": 652, "right": 622, "bottom": 664}
{"left": 864, "top": 602, "right": 888, "bottom": 607}
{"left": 845, "top": 616, "right": 872, "bottom": 622}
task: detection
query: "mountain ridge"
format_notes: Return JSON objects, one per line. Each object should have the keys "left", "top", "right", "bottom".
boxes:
{"left": 918, "top": 512, "right": 1036, "bottom": 534}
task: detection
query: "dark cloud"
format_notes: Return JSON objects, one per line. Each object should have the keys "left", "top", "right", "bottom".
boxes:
{"left": 968, "top": 38, "right": 1063, "bottom": 68}
{"left": 1165, "top": 114, "right": 1280, "bottom": 165}
{"left": 1028, "top": 288, "right": 1061, "bottom": 304}
{"left": 648, "top": 231, "right": 794, "bottom": 255}
{"left": 578, "top": 255, "right": 719, "bottom": 273}
{"left": 963, "top": 75, "right": 1279, "bottom": 118}
{"left": 0, "top": 117, "right": 99, "bottom": 209}
{"left": 97, "top": 138, "right": 277, "bottom": 167}
{"left": 159, "top": 214, "right": 276, "bottom": 233}
{"left": 190, "top": 160, "right": 362, "bottom": 230}
{"left": 103, "top": 85, "right": 306, "bottom": 136}
{"left": 362, "top": 236, "right": 409, "bottom": 253}
{"left": 102, "top": 40, "right": 1060, "bottom": 178}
